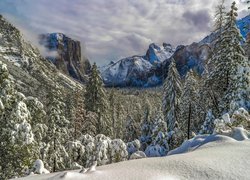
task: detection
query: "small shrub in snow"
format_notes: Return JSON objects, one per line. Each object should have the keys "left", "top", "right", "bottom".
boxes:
{"left": 127, "top": 139, "right": 141, "bottom": 156}
{"left": 214, "top": 108, "right": 250, "bottom": 134}
{"left": 94, "top": 134, "right": 111, "bottom": 166}
{"left": 145, "top": 144, "right": 167, "bottom": 157}
{"left": 66, "top": 140, "right": 85, "bottom": 169}
{"left": 200, "top": 109, "right": 215, "bottom": 135}
{"left": 110, "top": 139, "right": 128, "bottom": 163}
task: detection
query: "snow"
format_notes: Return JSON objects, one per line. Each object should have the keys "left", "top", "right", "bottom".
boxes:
{"left": 16, "top": 128, "right": 250, "bottom": 180}
{"left": 129, "top": 151, "right": 146, "bottom": 160}
{"left": 32, "top": 159, "right": 50, "bottom": 174}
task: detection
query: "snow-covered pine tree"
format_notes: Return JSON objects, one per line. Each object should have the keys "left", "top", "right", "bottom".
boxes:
{"left": 199, "top": 109, "right": 215, "bottom": 134}
{"left": 205, "top": 1, "right": 250, "bottom": 116}
{"left": 84, "top": 63, "right": 111, "bottom": 136}
{"left": 162, "top": 59, "right": 182, "bottom": 132}
{"left": 179, "top": 70, "right": 200, "bottom": 139}
{"left": 204, "top": 0, "right": 227, "bottom": 116}
{"left": 0, "top": 62, "right": 36, "bottom": 179}
{"left": 71, "top": 87, "right": 86, "bottom": 140}
{"left": 45, "top": 85, "right": 70, "bottom": 172}
{"left": 145, "top": 113, "right": 169, "bottom": 157}
{"left": 92, "top": 134, "right": 111, "bottom": 166}
{"left": 24, "top": 97, "right": 48, "bottom": 161}
{"left": 214, "top": 0, "right": 226, "bottom": 32}
{"left": 109, "top": 88, "right": 116, "bottom": 138}
{"left": 110, "top": 139, "right": 128, "bottom": 163}
{"left": 140, "top": 100, "right": 153, "bottom": 151}
{"left": 80, "top": 134, "right": 95, "bottom": 167}
{"left": 114, "top": 101, "right": 125, "bottom": 139}
{"left": 219, "top": 2, "right": 250, "bottom": 113}
{"left": 124, "top": 115, "right": 140, "bottom": 142}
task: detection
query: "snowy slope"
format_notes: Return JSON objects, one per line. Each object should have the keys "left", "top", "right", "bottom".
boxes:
{"left": 0, "top": 16, "right": 83, "bottom": 100}
{"left": 101, "top": 56, "right": 156, "bottom": 87}
{"left": 18, "top": 132, "right": 250, "bottom": 180}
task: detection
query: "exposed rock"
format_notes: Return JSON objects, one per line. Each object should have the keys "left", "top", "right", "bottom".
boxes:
{"left": 39, "top": 33, "right": 91, "bottom": 82}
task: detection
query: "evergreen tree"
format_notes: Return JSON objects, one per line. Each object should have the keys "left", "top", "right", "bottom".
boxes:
{"left": 204, "top": 0, "right": 227, "bottom": 116}
{"left": 45, "top": 86, "right": 70, "bottom": 172}
{"left": 205, "top": 1, "right": 250, "bottom": 115}
{"left": 162, "top": 60, "right": 182, "bottom": 132}
{"left": 124, "top": 115, "right": 140, "bottom": 142}
{"left": 0, "top": 62, "right": 36, "bottom": 179}
{"left": 71, "top": 88, "right": 86, "bottom": 140}
{"left": 109, "top": 88, "right": 116, "bottom": 138}
{"left": 199, "top": 109, "right": 215, "bottom": 134}
{"left": 84, "top": 63, "right": 111, "bottom": 136}
{"left": 179, "top": 71, "right": 200, "bottom": 139}
{"left": 140, "top": 100, "right": 153, "bottom": 151}
{"left": 145, "top": 113, "right": 169, "bottom": 157}
{"left": 219, "top": 2, "right": 250, "bottom": 113}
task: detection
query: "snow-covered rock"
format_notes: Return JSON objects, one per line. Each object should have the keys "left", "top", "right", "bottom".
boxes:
{"left": 129, "top": 151, "right": 146, "bottom": 160}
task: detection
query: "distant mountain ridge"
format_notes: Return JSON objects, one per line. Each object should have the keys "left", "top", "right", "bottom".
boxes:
{"left": 100, "top": 43, "right": 175, "bottom": 87}
{"left": 101, "top": 15, "right": 250, "bottom": 87}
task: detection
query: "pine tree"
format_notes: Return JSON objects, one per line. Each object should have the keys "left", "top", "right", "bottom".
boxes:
{"left": 204, "top": 0, "right": 227, "bottom": 116}
{"left": 145, "top": 113, "right": 169, "bottom": 157}
{"left": 179, "top": 71, "right": 200, "bottom": 139}
{"left": 199, "top": 109, "right": 215, "bottom": 134}
{"left": 205, "top": 1, "right": 250, "bottom": 115}
{"left": 84, "top": 63, "right": 111, "bottom": 136}
{"left": 140, "top": 100, "right": 153, "bottom": 151}
{"left": 0, "top": 62, "right": 36, "bottom": 179}
{"left": 71, "top": 88, "right": 86, "bottom": 140}
{"left": 219, "top": 2, "right": 250, "bottom": 113}
{"left": 124, "top": 115, "right": 140, "bottom": 142}
{"left": 109, "top": 88, "right": 116, "bottom": 138}
{"left": 45, "top": 86, "right": 70, "bottom": 172}
{"left": 162, "top": 59, "right": 182, "bottom": 132}
{"left": 207, "top": 0, "right": 227, "bottom": 73}
{"left": 24, "top": 97, "right": 48, "bottom": 161}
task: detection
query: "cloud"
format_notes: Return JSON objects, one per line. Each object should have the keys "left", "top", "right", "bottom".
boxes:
{"left": 0, "top": 0, "right": 248, "bottom": 65}
{"left": 183, "top": 10, "right": 211, "bottom": 31}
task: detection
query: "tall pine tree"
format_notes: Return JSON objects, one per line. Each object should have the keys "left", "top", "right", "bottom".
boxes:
{"left": 179, "top": 71, "right": 200, "bottom": 139}
{"left": 84, "top": 63, "right": 111, "bottom": 136}
{"left": 162, "top": 60, "right": 182, "bottom": 132}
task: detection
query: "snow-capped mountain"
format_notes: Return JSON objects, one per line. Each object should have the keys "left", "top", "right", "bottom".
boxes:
{"left": 0, "top": 16, "right": 83, "bottom": 101}
{"left": 101, "top": 15, "right": 250, "bottom": 87}
{"left": 101, "top": 43, "right": 175, "bottom": 87}
{"left": 39, "top": 33, "right": 91, "bottom": 82}
{"left": 145, "top": 43, "right": 174, "bottom": 64}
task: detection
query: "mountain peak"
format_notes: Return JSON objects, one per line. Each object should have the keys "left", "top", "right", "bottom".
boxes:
{"left": 39, "top": 33, "right": 91, "bottom": 82}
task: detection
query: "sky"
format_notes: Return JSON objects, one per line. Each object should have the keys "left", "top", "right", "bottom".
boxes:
{"left": 0, "top": 0, "right": 248, "bottom": 65}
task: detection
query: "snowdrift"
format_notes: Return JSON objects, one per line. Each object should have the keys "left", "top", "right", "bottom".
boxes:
{"left": 17, "top": 128, "right": 250, "bottom": 180}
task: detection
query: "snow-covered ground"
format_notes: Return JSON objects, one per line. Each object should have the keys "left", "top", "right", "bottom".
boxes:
{"left": 17, "top": 130, "right": 250, "bottom": 180}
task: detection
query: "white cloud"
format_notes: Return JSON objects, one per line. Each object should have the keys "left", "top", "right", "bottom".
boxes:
{"left": 0, "top": 0, "right": 248, "bottom": 65}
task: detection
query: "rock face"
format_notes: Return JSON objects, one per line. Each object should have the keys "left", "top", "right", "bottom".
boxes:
{"left": 101, "top": 15, "right": 250, "bottom": 87}
{"left": 39, "top": 33, "right": 91, "bottom": 82}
